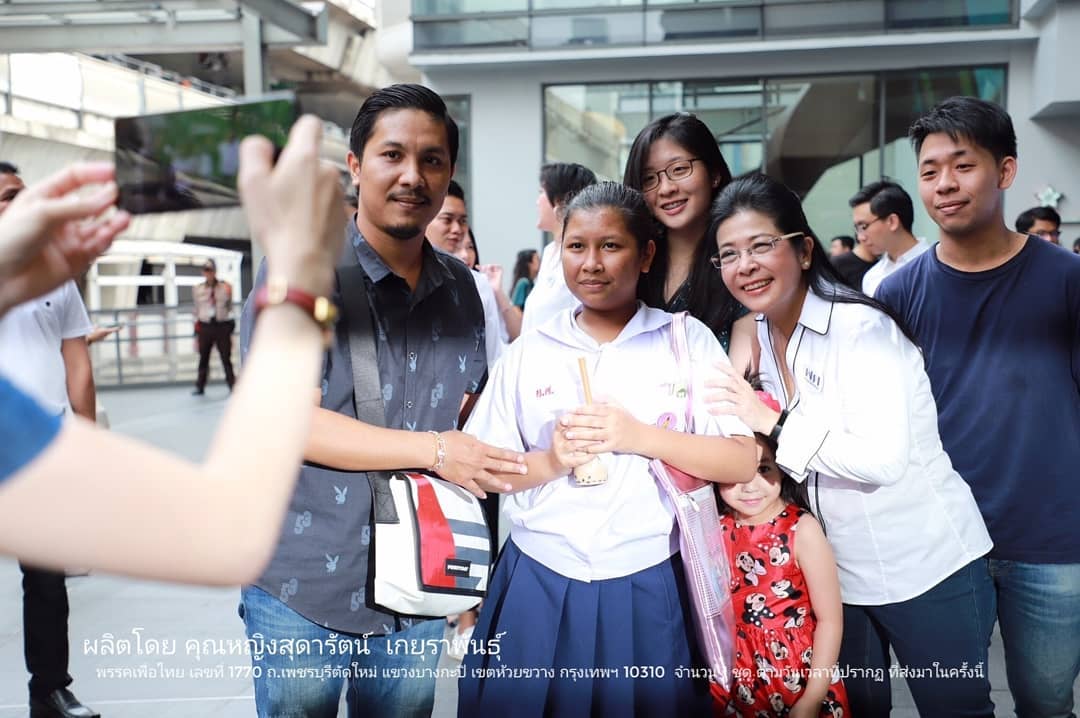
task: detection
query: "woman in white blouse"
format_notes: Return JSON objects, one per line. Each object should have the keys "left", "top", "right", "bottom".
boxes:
{"left": 704, "top": 174, "right": 995, "bottom": 717}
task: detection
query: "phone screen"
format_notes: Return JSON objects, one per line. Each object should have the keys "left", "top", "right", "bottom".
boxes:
{"left": 115, "top": 95, "right": 297, "bottom": 215}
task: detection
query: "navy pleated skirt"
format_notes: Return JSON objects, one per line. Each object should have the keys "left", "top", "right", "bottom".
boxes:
{"left": 457, "top": 540, "right": 712, "bottom": 718}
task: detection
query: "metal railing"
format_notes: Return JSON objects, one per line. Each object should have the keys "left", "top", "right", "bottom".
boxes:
{"left": 90, "top": 54, "right": 237, "bottom": 99}
{"left": 88, "top": 304, "right": 239, "bottom": 388}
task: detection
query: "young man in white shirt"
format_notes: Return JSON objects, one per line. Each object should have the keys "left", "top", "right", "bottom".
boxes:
{"left": 0, "top": 162, "right": 99, "bottom": 718}
{"left": 426, "top": 180, "right": 512, "bottom": 367}
{"left": 849, "top": 180, "right": 929, "bottom": 297}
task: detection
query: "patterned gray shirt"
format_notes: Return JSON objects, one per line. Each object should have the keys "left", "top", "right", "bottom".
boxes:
{"left": 242, "top": 220, "right": 486, "bottom": 635}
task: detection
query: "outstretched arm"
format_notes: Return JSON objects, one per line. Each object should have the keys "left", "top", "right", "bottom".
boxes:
{"left": 0, "top": 116, "right": 343, "bottom": 585}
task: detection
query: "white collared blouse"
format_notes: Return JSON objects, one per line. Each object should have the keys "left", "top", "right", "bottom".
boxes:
{"left": 759, "top": 288, "right": 992, "bottom": 605}
{"left": 464, "top": 303, "right": 751, "bottom": 582}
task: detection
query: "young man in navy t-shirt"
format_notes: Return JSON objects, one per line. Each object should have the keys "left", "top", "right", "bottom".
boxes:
{"left": 877, "top": 96, "right": 1080, "bottom": 717}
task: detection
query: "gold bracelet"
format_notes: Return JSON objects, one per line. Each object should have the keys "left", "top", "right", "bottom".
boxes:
{"left": 428, "top": 430, "right": 446, "bottom": 472}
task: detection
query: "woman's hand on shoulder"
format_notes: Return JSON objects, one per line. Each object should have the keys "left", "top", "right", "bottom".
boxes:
{"left": 704, "top": 361, "right": 779, "bottom": 434}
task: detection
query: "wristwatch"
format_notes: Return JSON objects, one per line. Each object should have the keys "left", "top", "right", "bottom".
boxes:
{"left": 254, "top": 276, "right": 338, "bottom": 331}
{"left": 768, "top": 409, "right": 789, "bottom": 443}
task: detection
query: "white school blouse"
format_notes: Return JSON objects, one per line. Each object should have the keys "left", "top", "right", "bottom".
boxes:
{"left": 464, "top": 303, "right": 751, "bottom": 582}
{"left": 759, "top": 289, "right": 992, "bottom": 605}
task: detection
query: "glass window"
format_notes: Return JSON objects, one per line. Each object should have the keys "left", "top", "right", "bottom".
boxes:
{"left": 764, "top": 75, "right": 879, "bottom": 242}
{"left": 531, "top": 10, "right": 644, "bottom": 48}
{"left": 413, "top": 17, "right": 529, "bottom": 49}
{"left": 882, "top": 66, "right": 1007, "bottom": 241}
{"left": 533, "top": 0, "right": 642, "bottom": 9}
{"left": 645, "top": 6, "right": 761, "bottom": 43}
{"left": 544, "top": 83, "right": 649, "bottom": 180}
{"left": 543, "top": 65, "right": 1005, "bottom": 243}
{"left": 764, "top": 1, "right": 885, "bottom": 37}
{"left": 886, "top": 0, "right": 1013, "bottom": 30}
{"left": 445, "top": 95, "right": 472, "bottom": 201}
{"left": 413, "top": 0, "right": 526, "bottom": 15}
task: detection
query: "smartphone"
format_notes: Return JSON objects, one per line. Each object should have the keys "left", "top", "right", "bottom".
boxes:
{"left": 114, "top": 94, "right": 297, "bottom": 215}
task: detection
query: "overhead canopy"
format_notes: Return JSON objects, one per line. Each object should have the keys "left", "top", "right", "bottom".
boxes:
{"left": 0, "top": 0, "right": 327, "bottom": 53}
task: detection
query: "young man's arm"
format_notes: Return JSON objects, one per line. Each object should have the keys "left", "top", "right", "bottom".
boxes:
{"left": 305, "top": 408, "right": 523, "bottom": 498}
{"left": 61, "top": 336, "right": 94, "bottom": 421}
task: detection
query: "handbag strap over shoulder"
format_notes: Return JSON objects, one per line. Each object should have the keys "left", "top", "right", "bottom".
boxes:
{"left": 671, "top": 311, "right": 694, "bottom": 433}
{"left": 335, "top": 249, "right": 396, "bottom": 523}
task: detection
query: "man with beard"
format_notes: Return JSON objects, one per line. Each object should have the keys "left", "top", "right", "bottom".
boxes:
{"left": 237, "top": 85, "right": 526, "bottom": 717}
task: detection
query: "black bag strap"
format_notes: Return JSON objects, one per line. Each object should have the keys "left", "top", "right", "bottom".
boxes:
{"left": 335, "top": 250, "right": 397, "bottom": 524}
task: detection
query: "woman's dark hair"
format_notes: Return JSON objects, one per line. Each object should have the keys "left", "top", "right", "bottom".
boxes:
{"left": 561, "top": 181, "right": 655, "bottom": 252}
{"left": 623, "top": 113, "right": 739, "bottom": 338}
{"left": 540, "top": 163, "right": 597, "bottom": 209}
{"left": 512, "top": 249, "right": 538, "bottom": 287}
{"left": 709, "top": 173, "right": 920, "bottom": 347}
{"left": 350, "top": 84, "right": 458, "bottom": 166}
{"left": 466, "top": 228, "right": 479, "bottom": 267}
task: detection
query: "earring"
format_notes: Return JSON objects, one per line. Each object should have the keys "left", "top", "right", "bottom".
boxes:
{"left": 802, "top": 262, "right": 810, "bottom": 269}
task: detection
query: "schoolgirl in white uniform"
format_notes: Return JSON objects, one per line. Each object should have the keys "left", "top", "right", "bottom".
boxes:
{"left": 459, "top": 182, "right": 755, "bottom": 717}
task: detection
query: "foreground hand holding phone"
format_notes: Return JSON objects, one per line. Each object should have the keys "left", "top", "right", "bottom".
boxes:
{"left": 0, "top": 114, "right": 345, "bottom": 585}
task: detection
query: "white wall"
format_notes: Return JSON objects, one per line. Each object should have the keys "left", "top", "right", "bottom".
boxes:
{"left": 1007, "top": 11, "right": 1080, "bottom": 240}
{"left": 424, "top": 70, "right": 546, "bottom": 285}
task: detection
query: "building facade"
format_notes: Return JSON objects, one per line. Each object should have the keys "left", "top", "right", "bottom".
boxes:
{"left": 411, "top": 0, "right": 1080, "bottom": 274}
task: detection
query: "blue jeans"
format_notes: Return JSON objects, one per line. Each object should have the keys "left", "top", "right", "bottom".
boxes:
{"left": 990, "top": 560, "right": 1080, "bottom": 718}
{"left": 839, "top": 558, "right": 996, "bottom": 718}
{"left": 239, "top": 585, "right": 444, "bottom": 718}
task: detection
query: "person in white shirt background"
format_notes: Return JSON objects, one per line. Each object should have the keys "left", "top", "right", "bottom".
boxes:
{"left": 458, "top": 181, "right": 755, "bottom": 717}
{"left": 425, "top": 180, "right": 511, "bottom": 366}
{"left": 518, "top": 162, "right": 596, "bottom": 336}
{"left": 0, "top": 160, "right": 100, "bottom": 718}
{"left": 454, "top": 227, "right": 523, "bottom": 342}
{"left": 704, "top": 173, "right": 995, "bottom": 717}
{"left": 849, "top": 180, "right": 929, "bottom": 297}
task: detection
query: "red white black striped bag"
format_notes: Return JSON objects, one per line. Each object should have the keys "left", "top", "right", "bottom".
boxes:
{"left": 369, "top": 470, "right": 492, "bottom": 617}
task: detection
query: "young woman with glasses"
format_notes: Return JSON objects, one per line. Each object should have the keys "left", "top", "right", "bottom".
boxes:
{"left": 624, "top": 113, "right": 756, "bottom": 369}
{"left": 703, "top": 173, "right": 996, "bottom": 716}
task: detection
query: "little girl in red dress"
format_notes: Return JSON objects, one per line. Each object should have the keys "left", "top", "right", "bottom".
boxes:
{"left": 713, "top": 394, "right": 850, "bottom": 718}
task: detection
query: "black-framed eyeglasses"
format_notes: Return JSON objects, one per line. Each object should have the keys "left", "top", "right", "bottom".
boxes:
{"left": 853, "top": 216, "right": 883, "bottom": 234}
{"left": 710, "top": 233, "right": 805, "bottom": 269}
{"left": 641, "top": 158, "right": 703, "bottom": 193}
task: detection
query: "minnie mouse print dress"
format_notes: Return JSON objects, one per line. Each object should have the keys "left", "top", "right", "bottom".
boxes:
{"left": 716, "top": 505, "right": 849, "bottom": 717}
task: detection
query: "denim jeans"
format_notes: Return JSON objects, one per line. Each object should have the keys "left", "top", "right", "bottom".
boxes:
{"left": 989, "top": 559, "right": 1080, "bottom": 718}
{"left": 839, "top": 558, "right": 996, "bottom": 718}
{"left": 239, "top": 585, "right": 444, "bottom": 718}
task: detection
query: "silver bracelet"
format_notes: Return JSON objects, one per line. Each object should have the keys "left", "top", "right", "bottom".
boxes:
{"left": 429, "top": 430, "right": 446, "bottom": 472}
